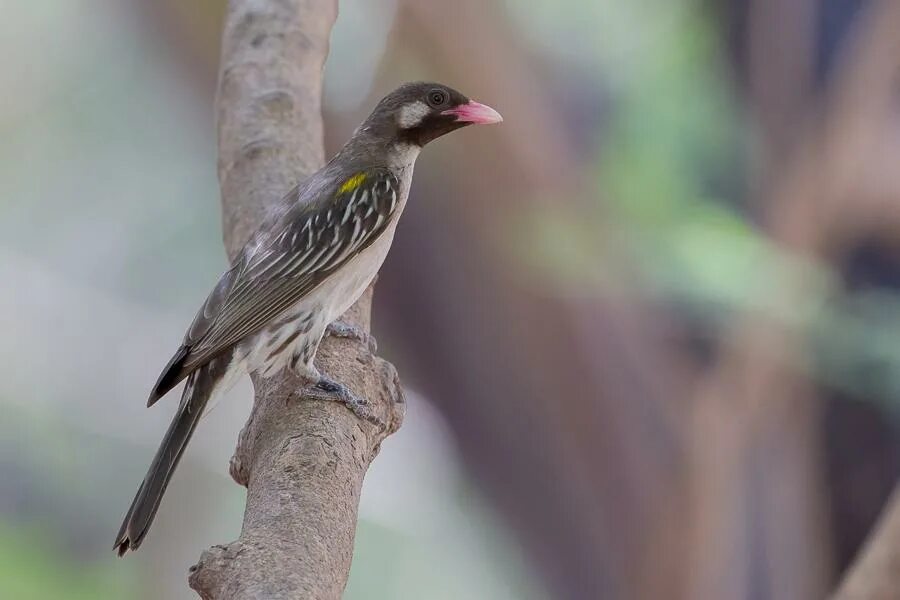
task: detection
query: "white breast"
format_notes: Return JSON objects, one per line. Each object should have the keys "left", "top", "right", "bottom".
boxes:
{"left": 314, "top": 200, "right": 402, "bottom": 321}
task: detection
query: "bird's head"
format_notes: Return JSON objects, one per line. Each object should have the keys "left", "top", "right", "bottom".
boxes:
{"left": 358, "top": 81, "right": 502, "bottom": 148}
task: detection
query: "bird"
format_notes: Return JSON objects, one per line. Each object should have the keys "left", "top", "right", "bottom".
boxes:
{"left": 113, "top": 82, "right": 502, "bottom": 555}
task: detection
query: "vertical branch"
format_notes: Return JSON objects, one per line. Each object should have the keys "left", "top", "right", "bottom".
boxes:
{"left": 215, "top": 0, "right": 332, "bottom": 258}
{"left": 188, "top": 1, "right": 404, "bottom": 598}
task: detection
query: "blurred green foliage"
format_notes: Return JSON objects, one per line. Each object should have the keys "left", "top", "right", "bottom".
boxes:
{"left": 0, "top": 521, "right": 131, "bottom": 600}
{"left": 513, "top": 0, "right": 900, "bottom": 408}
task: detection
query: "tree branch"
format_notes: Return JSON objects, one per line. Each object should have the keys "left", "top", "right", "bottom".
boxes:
{"left": 188, "top": 1, "right": 404, "bottom": 598}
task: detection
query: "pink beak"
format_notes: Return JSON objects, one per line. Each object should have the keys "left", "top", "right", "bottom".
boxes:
{"left": 442, "top": 100, "right": 503, "bottom": 125}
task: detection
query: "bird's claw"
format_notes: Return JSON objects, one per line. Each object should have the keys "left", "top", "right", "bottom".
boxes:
{"left": 326, "top": 320, "right": 377, "bottom": 353}
{"left": 303, "top": 376, "right": 384, "bottom": 429}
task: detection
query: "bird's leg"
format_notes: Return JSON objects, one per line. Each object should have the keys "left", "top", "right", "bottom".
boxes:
{"left": 289, "top": 327, "right": 382, "bottom": 427}
{"left": 302, "top": 375, "right": 384, "bottom": 429}
{"left": 326, "top": 320, "right": 377, "bottom": 353}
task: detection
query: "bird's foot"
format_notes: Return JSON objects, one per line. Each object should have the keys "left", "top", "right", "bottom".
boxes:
{"left": 303, "top": 376, "right": 384, "bottom": 429}
{"left": 326, "top": 320, "right": 377, "bottom": 353}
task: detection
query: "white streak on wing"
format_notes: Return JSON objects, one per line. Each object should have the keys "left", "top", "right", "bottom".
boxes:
{"left": 349, "top": 218, "right": 362, "bottom": 246}
{"left": 272, "top": 243, "right": 318, "bottom": 279}
{"left": 300, "top": 245, "right": 329, "bottom": 274}
{"left": 342, "top": 195, "right": 356, "bottom": 224}
{"left": 357, "top": 190, "right": 370, "bottom": 221}
{"left": 247, "top": 243, "right": 289, "bottom": 278}
{"left": 312, "top": 240, "right": 345, "bottom": 270}
{"left": 249, "top": 246, "right": 274, "bottom": 270}
{"left": 252, "top": 253, "right": 286, "bottom": 278}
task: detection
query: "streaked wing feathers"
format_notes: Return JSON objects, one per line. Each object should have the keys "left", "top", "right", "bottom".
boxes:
{"left": 171, "top": 168, "right": 399, "bottom": 381}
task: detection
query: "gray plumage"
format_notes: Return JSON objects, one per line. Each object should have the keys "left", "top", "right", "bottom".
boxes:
{"left": 114, "top": 81, "right": 501, "bottom": 555}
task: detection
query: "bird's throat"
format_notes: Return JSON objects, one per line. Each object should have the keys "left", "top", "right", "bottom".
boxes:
{"left": 387, "top": 141, "right": 421, "bottom": 171}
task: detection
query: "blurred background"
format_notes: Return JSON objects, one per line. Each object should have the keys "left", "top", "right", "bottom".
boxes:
{"left": 2, "top": 0, "right": 899, "bottom": 598}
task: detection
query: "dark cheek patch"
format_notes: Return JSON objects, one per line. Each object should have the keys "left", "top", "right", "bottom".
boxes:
{"left": 398, "top": 113, "right": 463, "bottom": 147}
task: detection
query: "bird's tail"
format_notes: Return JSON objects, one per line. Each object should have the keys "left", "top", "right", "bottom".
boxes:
{"left": 114, "top": 359, "right": 224, "bottom": 556}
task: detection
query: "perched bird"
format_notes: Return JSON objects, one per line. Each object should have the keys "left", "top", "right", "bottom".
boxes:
{"left": 113, "top": 82, "right": 502, "bottom": 555}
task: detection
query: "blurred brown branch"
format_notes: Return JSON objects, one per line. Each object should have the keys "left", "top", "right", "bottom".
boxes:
{"left": 187, "top": 1, "right": 403, "bottom": 598}
{"left": 369, "top": 2, "right": 692, "bottom": 598}
{"left": 826, "top": 1, "right": 900, "bottom": 597}
{"left": 689, "top": 1, "right": 900, "bottom": 598}
{"left": 834, "top": 486, "right": 900, "bottom": 600}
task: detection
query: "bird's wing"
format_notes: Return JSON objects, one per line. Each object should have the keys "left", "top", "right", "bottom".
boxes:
{"left": 148, "top": 167, "right": 400, "bottom": 403}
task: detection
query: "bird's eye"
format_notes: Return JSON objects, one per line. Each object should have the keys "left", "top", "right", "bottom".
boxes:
{"left": 427, "top": 89, "right": 448, "bottom": 107}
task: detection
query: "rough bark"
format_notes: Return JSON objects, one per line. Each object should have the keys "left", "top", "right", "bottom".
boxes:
{"left": 833, "top": 487, "right": 900, "bottom": 600}
{"left": 188, "top": 1, "right": 404, "bottom": 598}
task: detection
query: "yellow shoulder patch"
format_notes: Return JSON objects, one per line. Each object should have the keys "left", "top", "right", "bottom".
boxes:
{"left": 339, "top": 172, "right": 367, "bottom": 194}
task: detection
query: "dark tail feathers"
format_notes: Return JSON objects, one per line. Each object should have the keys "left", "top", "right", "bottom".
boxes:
{"left": 147, "top": 345, "right": 189, "bottom": 407}
{"left": 114, "top": 359, "right": 222, "bottom": 556}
